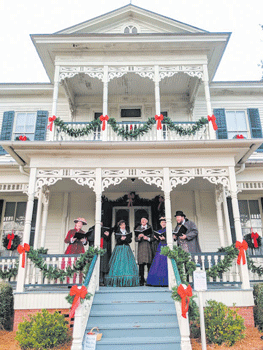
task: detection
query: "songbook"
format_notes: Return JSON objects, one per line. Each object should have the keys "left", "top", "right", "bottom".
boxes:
{"left": 101, "top": 226, "right": 111, "bottom": 234}
{"left": 115, "top": 232, "right": 132, "bottom": 241}
{"left": 73, "top": 231, "right": 87, "bottom": 240}
{"left": 153, "top": 230, "right": 166, "bottom": 240}
{"left": 134, "top": 227, "right": 152, "bottom": 237}
{"left": 173, "top": 225, "right": 187, "bottom": 238}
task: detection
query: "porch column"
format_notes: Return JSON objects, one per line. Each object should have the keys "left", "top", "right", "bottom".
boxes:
{"left": 163, "top": 167, "right": 174, "bottom": 289}
{"left": 215, "top": 186, "right": 225, "bottom": 247}
{"left": 102, "top": 65, "right": 109, "bottom": 141}
{"left": 16, "top": 167, "right": 37, "bottom": 292}
{"left": 40, "top": 189, "right": 50, "bottom": 248}
{"left": 61, "top": 192, "right": 69, "bottom": 253}
{"left": 50, "top": 64, "right": 60, "bottom": 141}
{"left": 202, "top": 64, "right": 216, "bottom": 140}
{"left": 154, "top": 65, "right": 162, "bottom": 140}
{"left": 94, "top": 168, "right": 102, "bottom": 290}
{"left": 229, "top": 166, "right": 250, "bottom": 289}
{"left": 222, "top": 187, "right": 233, "bottom": 245}
{"left": 33, "top": 188, "right": 43, "bottom": 249}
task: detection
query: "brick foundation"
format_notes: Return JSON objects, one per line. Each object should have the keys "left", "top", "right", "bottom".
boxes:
{"left": 230, "top": 306, "right": 254, "bottom": 327}
{"left": 13, "top": 308, "right": 74, "bottom": 332}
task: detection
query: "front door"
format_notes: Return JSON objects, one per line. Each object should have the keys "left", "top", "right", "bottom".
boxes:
{"left": 112, "top": 206, "right": 152, "bottom": 259}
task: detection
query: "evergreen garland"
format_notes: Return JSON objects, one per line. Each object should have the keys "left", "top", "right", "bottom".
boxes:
{"left": 54, "top": 117, "right": 101, "bottom": 138}
{"left": 247, "top": 256, "right": 263, "bottom": 277}
{"left": 65, "top": 292, "right": 92, "bottom": 305}
{"left": 163, "top": 116, "right": 208, "bottom": 136}
{"left": 107, "top": 117, "right": 156, "bottom": 139}
{"left": 207, "top": 245, "right": 239, "bottom": 279}
{"left": 0, "top": 262, "right": 18, "bottom": 280}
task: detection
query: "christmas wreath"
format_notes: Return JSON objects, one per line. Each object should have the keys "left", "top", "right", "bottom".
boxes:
{"left": 2, "top": 233, "right": 21, "bottom": 251}
{"left": 244, "top": 232, "right": 262, "bottom": 249}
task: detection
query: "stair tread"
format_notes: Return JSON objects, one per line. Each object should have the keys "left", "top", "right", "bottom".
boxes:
{"left": 90, "top": 310, "right": 176, "bottom": 316}
{"left": 87, "top": 336, "right": 180, "bottom": 344}
{"left": 86, "top": 322, "right": 178, "bottom": 330}
{"left": 92, "top": 300, "right": 174, "bottom": 304}
{"left": 97, "top": 287, "right": 170, "bottom": 293}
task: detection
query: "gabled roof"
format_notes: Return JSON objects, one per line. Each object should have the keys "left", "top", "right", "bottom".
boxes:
{"left": 55, "top": 4, "right": 208, "bottom": 35}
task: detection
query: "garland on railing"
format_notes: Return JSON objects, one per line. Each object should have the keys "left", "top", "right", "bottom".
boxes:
{"left": 207, "top": 245, "right": 239, "bottom": 279}
{"left": 53, "top": 115, "right": 208, "bottom": 140}
{"left": 65, "top": 285, "right": 92, "bottom": 307}
{"left": 0, "top": 262, "right": 18, "bottom": 280}
{"left": 247, "top": 256, "right": 263, "bottom": 277}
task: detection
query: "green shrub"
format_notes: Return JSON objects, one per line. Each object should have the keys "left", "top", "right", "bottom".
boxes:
{"left": 0, "top": 281, "right": 14, "bottom": 330}
{"left": 204, "top": 300, "right": 245, "bottom": 346}
{"left": 15, "top": 309, "right": 69, "bottom": 349}
{"left": 253, "top": 283, "right": 263, "bottom": 330}
{"left": 188, "top": 298, "right": 200, "bottom": 338}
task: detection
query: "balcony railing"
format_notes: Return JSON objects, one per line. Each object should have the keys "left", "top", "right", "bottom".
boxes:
{"left": 54, "top": 121, "right": 209, "bottom": 142}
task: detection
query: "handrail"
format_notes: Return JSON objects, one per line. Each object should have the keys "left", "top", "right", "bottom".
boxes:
{"left": 171, "top": 258, "right": 181, "bottom": 286}
{"left": 83, "top": 255, "right": 98, "bottom": 286}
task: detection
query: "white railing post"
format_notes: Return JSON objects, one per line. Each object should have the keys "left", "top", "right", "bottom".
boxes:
{"left": 154, "top": 65, "right": 163, "bottom": 141}
{"left": 50, "top": 64, "right": 60, "bottom": 141}
{"left": 102, "top": 66, "right": 109, "bottom": 141}
{"left": 202, "top": 64, "right": 216, "bottom": 140}
{"left": 94, "top": 168, "right": 102, "bottom": 290}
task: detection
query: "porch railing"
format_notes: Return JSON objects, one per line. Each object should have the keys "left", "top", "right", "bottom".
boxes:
{"left": 54, "top": 121, "right": 209, "bottom": 142}
{"left": 247, "top": 255, "right": 263, "bottom": 282}
{"left": 0, "top": 256, "right": 18, "bottom": 283}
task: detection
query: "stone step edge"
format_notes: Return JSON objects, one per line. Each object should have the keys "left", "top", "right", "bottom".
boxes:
{"left": 87, "top": 336, "right": 180, "bottom": 345}
{"left": 85, "top": 322, "right": 178, "bottom": 330}
{"left": 89, "top": 310, "right": 177, "bottom": 316}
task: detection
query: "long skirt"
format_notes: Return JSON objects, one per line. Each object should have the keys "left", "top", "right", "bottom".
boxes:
{"left": 146, "top": 242, "right": 168, "bottom": 286}
{"left": 105, "top": 245, "right": 139, "bottom": 287}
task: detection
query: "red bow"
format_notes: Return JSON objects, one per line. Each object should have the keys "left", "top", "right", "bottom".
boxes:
{"left": 69, "top": 285, "right": 87, "bottom": 318}
{"left": 100, "top": 237, "right": 104, "bottom": 248}
{"left": 251, "top": 232, "right": 259, "bottom": 248}
{"left": 19, "top": 135, "right": 27, "bottom": 141}
{"left": 177, "top": 284, "right": 192, "bottom": 318}
{"left": 47, "top": 115, "right": 56, "bottom": 132}
{"left": 7, "top": 232, "right": 15, "bottom": 250}
{"left": 17, "top": 243, "right": 30, "bottom": 268}
{"left": 99, "top": 115, "right": 109, "bottom": 131}
{"left": 207, "top": 115, "right": 218, "bottom": 131}
{"left": 155, "top": 114, "right": 164, "bottom": 130}
{"left": 235, "top": 240, "right": 248, "bottom": 265}
{"left": 236, "top": 134, "right": 244, "bottom": 139}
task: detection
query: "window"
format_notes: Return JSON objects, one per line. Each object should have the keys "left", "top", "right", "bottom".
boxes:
{"left": 121, "top": 109, "right": 141, "bottom": 118}
{"left": 13, "top": 112, "right": 37, "bottom": 141}
{"left": 239, "top": 199, "right": 262, "bottom": 237}
{"left": 225, "top": 110, "right": 249, "bottom": 139}
{"left": 124, "top": 26, "right": 137, "bottom": 34}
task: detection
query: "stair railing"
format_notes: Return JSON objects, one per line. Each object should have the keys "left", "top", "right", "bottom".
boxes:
{"left": 170, "top": 258, "right": 192, "bottom": 350}
{"left": 71, "top": 254, "right": 99, "bottom": 350}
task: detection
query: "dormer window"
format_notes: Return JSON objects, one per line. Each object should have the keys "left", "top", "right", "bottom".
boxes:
{"left": 124, "top": 25, "right": 138, "bottom": 34}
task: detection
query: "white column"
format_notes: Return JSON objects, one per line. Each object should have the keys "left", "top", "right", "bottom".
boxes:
{"left": 229, "top": 166, "right": 250, "bottom": 289}
{"left": 50, "top": 64, "right": 60, "bottom": 141}
{"left": 60, "top": 192, "right": 69, "bottom": 254}
{"left": 215, "top": 186, "right": 225, "bottom": 247}
{"left": 16, "top": 167, "right": 37, "bottom": 292}
{"left": 40, "top": 189, "right": 50, "bottom": 248}
{"left": 163, "top": 167, "right": 174, "bottom": 290}
{"left": 102, "top": 66, "right": 109, "bottom": 141}
{"left": 154, "top": 65, "right": 162, "bottom": 141}
{"left": 202, "top": 64, "right": 216, "bottom": 140}
{"left": 33, "top": 189, "right": 43, "bottom": 249}
{"left": 222, "top": 187, "right": 233, "bottom": 245}
{"left": 94, "top": 168, "right": 102, "bottom": 290}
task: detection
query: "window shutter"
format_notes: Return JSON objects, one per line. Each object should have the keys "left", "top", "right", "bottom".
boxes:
{"left": 247, "top": 108, "right": 263, "bottom": 152}
{"left": 214, "top": 108, "right": 228, "bottom": 139}
{"left": 0, "top": 111, "right": 15, "bottom": 155}
{"left": 34, "top": 110, "right": 48, "bottom": 141}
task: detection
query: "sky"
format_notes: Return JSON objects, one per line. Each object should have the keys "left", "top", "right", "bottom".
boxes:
{"left": 0, "top": 0, "right": 262, "bottom": 83}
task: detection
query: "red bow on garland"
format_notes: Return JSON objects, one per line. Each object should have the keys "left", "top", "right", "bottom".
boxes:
{"left": 7, "top": 231, "right": 15, "bottom": 250}
{"left": 155, "top": 114, "right": 164, "bottom": 130}
{"left": 19, "top": 135, "right": 27, "bottom": 141}
{"left": 99, "top": 115, "right": 109, "bottom": 131}
{"left": 236, "top": 134, "right": 244, "bottom": 139}
{"left": 47, "top": 115, "right": 56, "bottom": 132}
{"left": 69, "top": 285, "right": 88, "bottom": 318}
{"left": 177, "top": 284, "right": 192, "bottom": 318}
{"left": 17, "top": 243, "right": 30, "bottom": 268}
{"left": 251, "top": 232, "right": 259, "bottom": 248}
{"left": 207, "top": 115, "right": 218, "bottom": 131}
{"left": 235, "top": 240, "right": 248, "bottom": 265}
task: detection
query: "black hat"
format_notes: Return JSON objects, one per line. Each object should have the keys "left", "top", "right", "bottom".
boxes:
{"left": 159, "top": 217, "right": 166, "bottom": 222}
{"left": 118, "top": 219, "right": 126, "bottom": 226}
{"left": 174, "top": 210, "right": 186, "bottom": 217}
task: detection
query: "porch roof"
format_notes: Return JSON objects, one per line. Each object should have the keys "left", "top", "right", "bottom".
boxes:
{"left": 1, "top": 139, "right": 262, "bottom": 168}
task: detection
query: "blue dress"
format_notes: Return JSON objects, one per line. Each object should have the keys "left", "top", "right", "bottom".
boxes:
{"left": 105, "top": 230, "right": 139, "bottom": 287}
{"left": 147, "top": 228, "right": 168, "bottom": 286}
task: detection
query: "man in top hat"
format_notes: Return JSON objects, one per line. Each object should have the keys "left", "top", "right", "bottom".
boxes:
{"left": 135, "top": 217, "right": 153, "bottom": 286}
{"left": 173, "top": 210, "right": 201, "bottom": 254}
{"left": 64, "top": 217, "right": 88, "bottom": 254}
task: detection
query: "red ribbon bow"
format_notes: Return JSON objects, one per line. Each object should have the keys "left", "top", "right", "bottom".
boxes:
{"left": 207, "top": 114, "right": 218, "bottom": 131}
{"left": 251, "top": 232, "right": 259, "bottom": 248}
{"left": 236, "top": 134, "right": 244, "bottom": 139}
{"left": 155, "top": 114, "right": 164, "bottom": 130}
{"left": 235, "top": 240, "right": 248, "bottom": 265}
{"left": 99, "top": 115, "right": 109, "bottom": 131}
{"left": 177, "top": 284, "right": 192, "bottom": 318}
{"left": 7, "top": 232, "right": 15, "bottom": 250}
{"left": 69, "top": 285, "right": 88, "bottom": 318}
{"left": 17, "top": 243, "right": 30, "bottom": 268}
{"left": 19, "top": 135, "right": 27, "bottom": 141}
{"left": 47, "top": 115, "right": 56, "bottom": 132}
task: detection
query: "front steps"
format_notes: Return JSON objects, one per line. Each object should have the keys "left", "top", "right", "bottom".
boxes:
{"left": 83, "top": 286, "right": 181, "bottom": 350}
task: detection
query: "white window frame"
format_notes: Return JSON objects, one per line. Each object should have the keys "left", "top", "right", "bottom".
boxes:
{"left": 225, "top": 109, "right": 250, "bottom": 139}
{"left": 13, "top": 112, "right": 37, "bottom": 141}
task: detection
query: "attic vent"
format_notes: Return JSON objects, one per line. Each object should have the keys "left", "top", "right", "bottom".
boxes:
{"left": 124, "top": 25, "right": 137, "bottom": 34}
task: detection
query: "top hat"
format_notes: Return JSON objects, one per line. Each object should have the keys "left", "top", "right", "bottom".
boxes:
{"left": 174, "top": 210, "right": 186, "bottom": 217}
{"left": 159, "top": 217, "right": 166, "bottom": 222}
{"left": 74, "top": 217, "right": 87, "bottom": 225}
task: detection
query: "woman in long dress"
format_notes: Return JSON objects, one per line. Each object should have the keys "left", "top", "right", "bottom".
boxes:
{"left": 146, "top": 217, "right": 168, "bottom": 287}
{"left": 105, "top": 220, "right": 139, "bottom": 287}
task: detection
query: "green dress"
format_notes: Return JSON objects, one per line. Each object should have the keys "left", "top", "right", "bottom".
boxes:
{"left": 105, "top": 230, "right": 139, "bottom": 287}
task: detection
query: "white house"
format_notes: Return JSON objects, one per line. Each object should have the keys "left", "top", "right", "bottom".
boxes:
{"left": 0, "top": 4, "right": 263, "bottom": 350}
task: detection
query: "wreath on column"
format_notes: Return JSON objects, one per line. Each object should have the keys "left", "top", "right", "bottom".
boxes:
{"left": 2, "top": 233, "right": 21, "bottom": 251}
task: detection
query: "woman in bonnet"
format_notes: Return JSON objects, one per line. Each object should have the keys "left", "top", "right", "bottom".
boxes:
{"left": 64, "top": 217, "right": 88, "bottom": 254}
